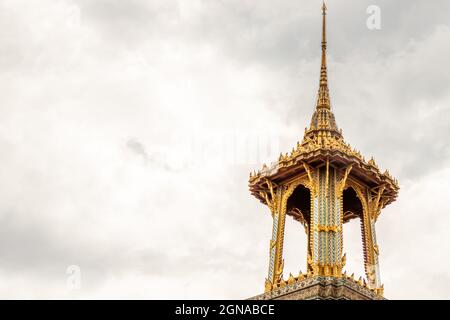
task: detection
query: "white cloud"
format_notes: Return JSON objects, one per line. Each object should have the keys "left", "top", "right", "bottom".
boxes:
{"left": 0, "top": 0, "right": 449, "bottom": 299}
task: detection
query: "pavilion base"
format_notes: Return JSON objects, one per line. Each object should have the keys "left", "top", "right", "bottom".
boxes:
{"left": 249, "top": 276, "right": 384, "bottom": 300}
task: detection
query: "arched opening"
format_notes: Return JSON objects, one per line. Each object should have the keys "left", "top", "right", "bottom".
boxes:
{"left": 342, "top": 187, "right": 365, "bottom": 279}
{"left": 287, "top": 185, "right": 311, "bottom": 225}
{"left": 343, "top": 187, "right": 363, "bottom": 223}
{"left": 283, "top": 185, "right": 311, "bottom": 276}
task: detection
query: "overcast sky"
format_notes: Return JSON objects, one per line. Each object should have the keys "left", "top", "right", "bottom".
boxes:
{"left": 0, "top": 0, "right": 449, "bottom": 299}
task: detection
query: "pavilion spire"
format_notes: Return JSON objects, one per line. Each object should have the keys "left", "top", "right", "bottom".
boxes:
{"left": 316, "top": 1, "right": 330, "bottom": 109}
{"left": 306, "top": 2, "right": 340, "bottom": 137}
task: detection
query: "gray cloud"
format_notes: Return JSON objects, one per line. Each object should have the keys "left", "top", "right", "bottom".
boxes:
{"left": 126, "top": 138, "right": 150, "bottom": 161}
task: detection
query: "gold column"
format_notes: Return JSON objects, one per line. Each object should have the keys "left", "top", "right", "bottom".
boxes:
{"left": 265, "top": 187, "right": 285, "bottom": 291}
{"left": 366, "top": 186, "right": 385, "bottom": 290}
{"left": 359, "top": 187, "right": 383, "bottom": 290}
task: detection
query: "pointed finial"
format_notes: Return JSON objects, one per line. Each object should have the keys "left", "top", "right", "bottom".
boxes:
{"left": 298, "top": 271, "right": 305, "bottom": 280}
{"left": 288, "top": 273, "right": 296, "bottom": 284}
{"left": 358, "top": 276, "right": 363, "bottom": 285}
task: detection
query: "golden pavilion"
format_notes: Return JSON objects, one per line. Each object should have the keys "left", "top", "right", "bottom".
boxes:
{"left": 249, "top": 2, "right": 399, "bottom": 300}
